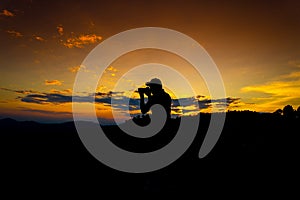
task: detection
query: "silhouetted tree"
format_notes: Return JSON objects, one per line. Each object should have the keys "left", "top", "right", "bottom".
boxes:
{"left": 283, "top": 105, "right": 295, "bottom": 119}
{"left": 273, "top": 109, "right": 283, "bottom": 116}
{"left": 296, "top": 106, "right": 300, "bottom": 118}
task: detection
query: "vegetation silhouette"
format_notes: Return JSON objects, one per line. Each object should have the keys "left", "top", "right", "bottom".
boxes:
{"left": 283, "top": 104, "right": 296, "bottom": 119}
{"left": 0, "top": 105, "right": 299, "bottom": 194}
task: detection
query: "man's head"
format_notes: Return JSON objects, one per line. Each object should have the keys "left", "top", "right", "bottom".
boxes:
{"left": 146, "top": 78, "right": 162, "bottom": 93}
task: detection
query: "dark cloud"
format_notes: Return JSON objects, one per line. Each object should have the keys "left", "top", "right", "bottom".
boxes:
{"left": 2, "top": 88, "right": 124, "bottom": 105}
{"left": 198, "top": 97, "right": 241, "bottom": 109}
{"left": 172, "top": 97, "right": 209, "bottom": 110}
{"left": 18, "top": 90, "right": 128, "bottom": 106}
{"left": 196, "top": 95, "right": 206, "bottom": 99}
{"left": 19, "top": 107, "right": 72, "bottom": 115}
{"left": 1, "top": 88, "right": 38, "bottom": 94}
{"left": 95, "top": 91, "right": 124, "bottom": 97}
{"left": 21, "top": 93, "right": 103, "bottom": 104}
{"left": 224, "top": 97, "right": 241, "bottom": 104}
{"left": 21, "top": 93, "right": 72, "bottom": 104}
{"left": 171, "top": 108, "right": 182, "bottom": 114}
{"left": 198, "top": 99, "right": 212, "bottom": 109}
{"left": 94, "top": 97, "right": 111, "bottom": 104}
{"left": 171, "top": 97, "right": 199, "bottom": 114}
{"left": 172, "top": 97, "right": 195, "bottom": 107}
{"left": 172, "top": 96, "right": 241, "bottom": 111}
{"left": 3, "top": 87, "right": 242, "bottom": 114}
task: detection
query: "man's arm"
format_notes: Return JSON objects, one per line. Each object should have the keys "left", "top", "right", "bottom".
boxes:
{"left": 139, "top": 92, "right": 152, "bottom": 114}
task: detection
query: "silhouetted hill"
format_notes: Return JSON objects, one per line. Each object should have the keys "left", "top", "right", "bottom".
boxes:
{"left": 0, "top": 112, "right": 298, "bottom": 195}
{"left": 0, "top": 117, "right": 18, "bottom": 126}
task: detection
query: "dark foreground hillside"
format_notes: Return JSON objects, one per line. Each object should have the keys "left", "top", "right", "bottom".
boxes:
{"left": 0, "top": 112, "right": 299, "bottom": 196}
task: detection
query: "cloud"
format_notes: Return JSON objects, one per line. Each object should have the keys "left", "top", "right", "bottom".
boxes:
{"left": 34, "top": 36, "right": 45, "bottom": 42}
{"left": 198, "top": 97, "right": 240, "bottom": 110}
{"left": 6, "top": 30, "right": 23, "bottom": 37}
{"left": 170, "top": 96, "right": 241, "bottom": 115}
{"left": 2, "top": 88, "right": 115, "bottom": 105}
{"left": 68, "top": 65, "right": 91, "bottom": 73}
{"left": 3, "top": 86, "right": 244, "bottom": 115}
{"left": 64, "top": 34, "right": 102, "bottom": 48}
{"left": 279, "top": 71, "right": 300, "bottom": 80}
{"left": 196, "top": 95, "right": 206, "bottom": 99}
{"left": 95, "top": 91, "right": 124, "bottom": 97}
{"left": 172, "top": 97, "right": 196, "bottom": 107}
{"left": 172, "top": 96, "right": 240, "bottom": 110}
{"left": 16, "top": 90, "right": 122, "bottom": 105}
{"left": 1, "top": 88, "right": 38, "bottom": 94}
{"left": 106, "top": 66, "right": 117, "bottom": 72}
{"left": 223, "top": 97, "right": 241, "bottom": 105}
{"left": 241, "top": 69, "right": 300, "bottom": 111}
{"left": 19, "top": 107, "right": 72, "bottom": 115}
{"left": 45, "top": 80, "right": 63, "bottom": 86}
{"left": 21, "top": 93, "right": 72, "bottom": 104}
{"left": 0, "top": 9, "right": 14, "bottom": 17}
{"left": 241, "top": 80, "right": 300, "bottom": 96}
{"left": 57, "top": 25, "right": 64, "bottom": 36}
{"left": 50, "top": 89, "right": 72, "bottom": 94}
{"left": 69, "top": 65, "right": 80, "bottom": 73}
{"left": 104, "top": 66, "right": 118, "bottom": 77}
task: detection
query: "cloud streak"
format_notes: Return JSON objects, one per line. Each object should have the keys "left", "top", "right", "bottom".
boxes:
{"left": 34, "top": 36, "right": 46, "bottom": 42}
{"left": 69, "top": 66, "right": 80, "bottom": 73}
{"left": 0, "top": 9, "right": 14, "bottom": 17}
{"left": 50, "top": 89, "right": 72, "bottom": 94}
{"left": 6, "top": 30, "right": 23, "bottom": 37}
{"left": 19, "top": 107, "right": 72, "bottom": 115}
{"left": 45, "top": 80, "right": 63, "bottom": 86}
{"left": 1, "top": 88, "right": 38, "bottom": 94}
{"left": 19, "top": 92, "right": 124, "bottom": 105}
{"left": 57, "top": 25, "right": 64, "bottom": 36}
{"left": 21, "top": 93, "right": 72, "bottom": 104}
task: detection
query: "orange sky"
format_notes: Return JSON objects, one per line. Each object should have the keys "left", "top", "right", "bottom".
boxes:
{"left": 1, "top": 0, "right": 300, "bottom": 123}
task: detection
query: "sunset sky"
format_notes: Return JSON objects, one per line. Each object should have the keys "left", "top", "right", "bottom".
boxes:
{"left": 1, "top": 0, "right": 300, "bottom": 123}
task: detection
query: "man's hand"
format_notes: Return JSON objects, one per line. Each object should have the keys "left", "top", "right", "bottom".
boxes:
{"left": 145, "top": 90, "right": 151, "bottom": 97}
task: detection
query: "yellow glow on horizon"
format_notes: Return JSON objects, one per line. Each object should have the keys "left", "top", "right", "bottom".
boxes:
{"left": 240, "top": 69, "right": 300, "bottom": 112}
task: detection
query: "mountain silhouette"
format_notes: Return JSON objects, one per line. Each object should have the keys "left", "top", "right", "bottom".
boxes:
{"left": 0, "top": 117, "right": 18, "bottom": 125}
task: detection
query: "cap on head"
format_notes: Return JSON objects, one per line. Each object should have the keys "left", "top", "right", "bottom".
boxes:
{"left": 146, "top": 78, "right": 162, "bottom": 86}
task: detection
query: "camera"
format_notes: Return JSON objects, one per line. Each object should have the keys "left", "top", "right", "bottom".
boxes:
{"left": 138, "top": 87, "right": 150, "bottom": 93}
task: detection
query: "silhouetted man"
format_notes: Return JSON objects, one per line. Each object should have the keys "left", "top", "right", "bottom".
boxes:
{"left": 138, "top": 78, "right": 171, "bottom": 119}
